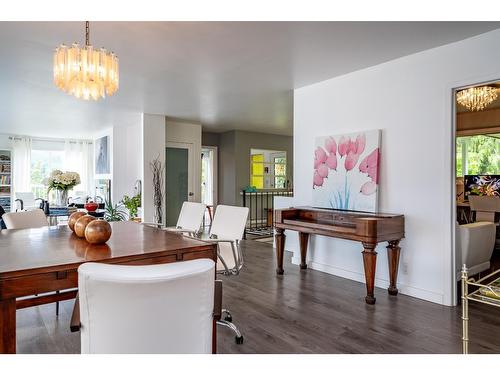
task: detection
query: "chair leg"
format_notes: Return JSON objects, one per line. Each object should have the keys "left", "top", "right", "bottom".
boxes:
{"left": 216, "top": 308, "right": 243, "bottom": 344}
{"left": 56, "top": 291, "right": 60, "bottom": 316}
{"left": 222, "top": 309, "right": 232, "bottom": 322}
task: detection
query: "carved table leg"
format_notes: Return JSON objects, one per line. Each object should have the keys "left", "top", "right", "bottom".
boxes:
{"left": 387, "top": 240, "right": 401, "bottom": 296}
{"left": 362, "top": 242, "right": 377, "bottom": 305}
{"left": 275, "top": 228, "right": 286, "bottom": 275}
{"left": 0, "top": 298, "right": 16, "bottom": 354}
{"left": 299, "top": 232, "right": 309, "bottom": 269}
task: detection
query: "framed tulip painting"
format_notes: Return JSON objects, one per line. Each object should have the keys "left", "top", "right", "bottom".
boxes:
{"left": 312, "top": 129, "right": 380, "bottom": 212}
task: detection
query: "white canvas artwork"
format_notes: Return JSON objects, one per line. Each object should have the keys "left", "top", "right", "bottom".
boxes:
{"left": 312, "top": 129, "right": 381, "bottom": 212}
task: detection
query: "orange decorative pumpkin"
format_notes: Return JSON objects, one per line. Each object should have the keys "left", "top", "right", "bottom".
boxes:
{"left": 85, "top": 219, "right": 112, "bottom": 244}
{"left": 74, "top": 215, "right": 96, "bottom": 238}
{"left": 68, "top": 211, "right": 86, "bottom": 232}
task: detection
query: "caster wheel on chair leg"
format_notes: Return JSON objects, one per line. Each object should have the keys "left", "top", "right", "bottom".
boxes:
{"left": 235, "top": 335, "right": 244, "bottom": 344}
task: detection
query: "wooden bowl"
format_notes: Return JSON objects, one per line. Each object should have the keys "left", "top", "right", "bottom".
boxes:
{"left": 74, "top": 215, "right": 96, "bottom": 238}
{"left": 85, "top": 219, "right": 112, "bottom": 244}
{"left": 68, "top": 211, "right": 86, "bottom": 232}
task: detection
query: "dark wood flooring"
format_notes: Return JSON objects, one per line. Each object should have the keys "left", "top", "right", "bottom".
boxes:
{"left": 16, "top": 240, "right": 500, "bottom": 354}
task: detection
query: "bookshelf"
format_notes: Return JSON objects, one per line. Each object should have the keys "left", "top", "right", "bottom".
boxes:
{"left": 0, "top": 150, "right": 12, "bottom": 211}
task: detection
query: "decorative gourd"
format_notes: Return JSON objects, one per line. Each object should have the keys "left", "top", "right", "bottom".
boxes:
{"left": 85, "top": 219, "right": 112, "bottom": 244}
{"left": 74, "top": 215, "right": 96, "bottom": 238}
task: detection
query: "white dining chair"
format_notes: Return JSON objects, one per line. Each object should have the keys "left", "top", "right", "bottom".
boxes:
{"left": 142, "top": 201, "right": 206, "bottom": 237}
{"left": 164, "top": 201, "right": 207, "bottom": 237}
{"left": 2, "top": 209, "right": 48, "bottom": 230}
{"left": 15, "top": 192, "right": 44, "bottom": 211}
{"left": 76, "top": 259, "right": 218, "bottom": 354}
{"left": 204, "top": 204, "right": 249, "bottom": 344}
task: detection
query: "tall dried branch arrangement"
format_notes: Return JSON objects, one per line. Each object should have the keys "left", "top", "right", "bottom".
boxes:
{"left": 150, "top": 156, "right": 165, "bottom": 225}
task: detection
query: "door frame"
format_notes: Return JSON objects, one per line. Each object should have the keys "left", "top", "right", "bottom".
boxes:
{"left": 202, "top": 145, "right": 218, "bottom": 208}
{"left": 450, "top": 77, "right": 500, "bottom": 306}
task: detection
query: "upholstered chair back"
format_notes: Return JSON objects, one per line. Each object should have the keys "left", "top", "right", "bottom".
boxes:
{"left": 469, "top": 195, "right": 500, "bottom": 223}
{"left": 3, "top": 209, "right": 48, "bottom": 229}
{"left": 456, "top": 222, "right": 495, "bottom": 279}
{"left": 78, "top": 259, "right": 215, "bottom": 354}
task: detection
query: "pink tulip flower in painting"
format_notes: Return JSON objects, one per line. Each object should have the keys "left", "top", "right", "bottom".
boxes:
{"left": 313, "top": 170, "right": 324, "bottom": 188}
{"left": 314, "top": 147, "right": 328, "bottom": 163}
{"left": 360, "top": 181, "right": 377, "bottom": 195}
{"left": 344, "top": 151, "right": 360, "bottom": 171}
{"left": 314, "top": 157, "right": 322, "bottom": 169}
{"left": 359, "top": 148, "right": 379, "bottom": 184}
{"left": 355, "top": 133, "right": 366, "bottom": 155}
{"left": 337, "top": 136, "right": 350, "bottom": 157}
{"left": 317, "top": 163, "right": 329, "bottom": 178}
{"left": 325, "top": 137, "right": 337, "bottom": 155}
{"left": 326, "top": 153, "right": 337, "bottom": 170}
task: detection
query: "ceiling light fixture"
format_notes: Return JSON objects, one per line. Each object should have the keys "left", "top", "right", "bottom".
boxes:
{"left": 456, "top": 86, "right": 497, "bottom": 112}
{"left": 53, "top": 21, "right": 119, "bottom": 100}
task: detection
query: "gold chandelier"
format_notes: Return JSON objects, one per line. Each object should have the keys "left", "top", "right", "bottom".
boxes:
{"left": 53, "top": 21, "right": 119, "bottom": 100}
{"left": 457, "top": 86, "right": 497, "bottom": 112}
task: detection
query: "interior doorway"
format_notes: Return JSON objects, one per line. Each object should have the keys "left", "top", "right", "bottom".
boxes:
{"left": 166, "top": 142, "right": 195, "bottom": 227}
{"left": 201, "top": 146, "right": 218, "bottom": 227}
{"left": 453, "top": 80, "right": 500, "bottom": 304}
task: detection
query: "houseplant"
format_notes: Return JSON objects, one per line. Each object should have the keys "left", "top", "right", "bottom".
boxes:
{"left": 121, "top": 193, "right": 141, "bottom": 221}
{"left": 45, "top": 170, "right": 81, "bottom": 207}
{"left": 104, "top": 198, "right": 127, "bottom": 222}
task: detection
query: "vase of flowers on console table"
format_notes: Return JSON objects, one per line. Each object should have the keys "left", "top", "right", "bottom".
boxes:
{"left": 45, "top": 170, "right": 81, "bottom": 207}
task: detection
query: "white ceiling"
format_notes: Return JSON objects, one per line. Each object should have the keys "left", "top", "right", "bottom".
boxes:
{"left": 0, "top": 21, "right": 499, "bottom": 138}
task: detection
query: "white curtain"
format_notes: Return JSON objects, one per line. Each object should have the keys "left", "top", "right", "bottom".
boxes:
{"left": 11, "top": 137, "right": 32, "bottom": 195}
{"left": 64, "top": 140, "right": 94, "bottom": 197}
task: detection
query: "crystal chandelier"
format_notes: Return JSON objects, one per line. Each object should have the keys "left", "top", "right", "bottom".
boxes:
{"left": 53, "top": 21, "right": 119, "bottom": 100}
{"left": 456, "top": 86, "right": 497, "bottom": 112}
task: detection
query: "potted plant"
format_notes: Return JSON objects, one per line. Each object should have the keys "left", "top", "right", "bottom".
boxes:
{"left": 104, "top": 198, "right": 127, "bottom": 222}
{"left": 121, "top": 193, "right": 141, "bottom": 222}
{"left": 45, "top": 170, "right": 81, "bottom": 207}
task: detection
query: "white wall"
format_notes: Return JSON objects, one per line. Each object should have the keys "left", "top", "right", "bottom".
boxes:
{"left": 291, "top": 29, "right": 500, "bottom": 306}
{"left": 112, "top": 122, "right": 143, "bottom": 205}
{"left": 142, "top": 114, "right": 166, "bottom": 223}
{"left": 0, "top": 135, "right": 10, "bottom": 150}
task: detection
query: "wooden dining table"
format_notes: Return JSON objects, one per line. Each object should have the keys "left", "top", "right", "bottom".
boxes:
{"left": 0, "top": 221, "right": 217, "bottom": 354}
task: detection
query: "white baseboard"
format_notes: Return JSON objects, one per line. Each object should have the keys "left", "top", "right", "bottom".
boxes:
{"left": 291, "top": 256, "right": 444, "bottom": 305}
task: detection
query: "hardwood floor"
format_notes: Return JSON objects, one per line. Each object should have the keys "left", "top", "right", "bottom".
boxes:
{"left": 16, "top": 240, "right": 500, "bottom": 354}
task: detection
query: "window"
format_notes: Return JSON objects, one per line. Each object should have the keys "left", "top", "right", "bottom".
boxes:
{"left": 29, "top": 139, "right": 93, "bottom": 201}
{"left": 31, "top": 149, "right": 64, "bottom": 199}
{"left": 456, "top": 134, "right": 500, "bottom": 177}
{"left": 250, "top": 149, "right": 287, "bottom": 190}
{"left": 251, "top": 154, "right": 264, "bottom": 188}
{"left": 274, "top": 156, "right": 287, "bottom": 188}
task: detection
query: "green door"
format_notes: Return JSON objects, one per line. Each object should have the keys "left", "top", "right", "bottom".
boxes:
{"left": 166, "top": 147, "right": 189, "bottom": 227}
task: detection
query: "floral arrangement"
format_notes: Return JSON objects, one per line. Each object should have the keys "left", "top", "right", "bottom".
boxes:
{"left": 45, "top": 170, "right": 81, "bottom": 192}
{"left": 312, "top": 131, "right": 380, "bottom": 211}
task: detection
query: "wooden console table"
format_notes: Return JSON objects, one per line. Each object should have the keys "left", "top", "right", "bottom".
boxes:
{"left": 274, "top": 206, "right": 405, "bottom": 305}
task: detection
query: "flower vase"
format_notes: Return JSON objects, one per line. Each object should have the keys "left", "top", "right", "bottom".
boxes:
{"left": 55, "top": 189, "right": 69, "bottom": 207}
